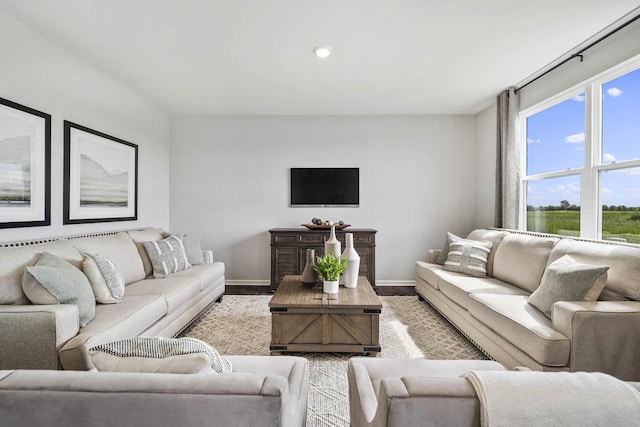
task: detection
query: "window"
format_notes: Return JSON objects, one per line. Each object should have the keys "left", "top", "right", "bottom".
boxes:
{"left": 521, "top": 57, "right": 640, "bottom": 243}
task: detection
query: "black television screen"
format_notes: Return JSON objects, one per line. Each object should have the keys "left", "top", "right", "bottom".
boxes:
{"left": 290, "top": 168, "right": 359, "bottom": 206}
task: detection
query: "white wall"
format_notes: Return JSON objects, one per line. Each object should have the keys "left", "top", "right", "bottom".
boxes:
{"left": 170, "top": 115, "right": 478, "bottom": 283}
{"left": 520, "top": 17, "right": 640, "bottom": 110}
{"left": 0, "top": 10, "right": 171, "bottom": 243}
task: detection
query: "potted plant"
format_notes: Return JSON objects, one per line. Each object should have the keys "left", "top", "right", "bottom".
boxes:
{"left": 313, "top": 253, "right": 348, "bottom": 294}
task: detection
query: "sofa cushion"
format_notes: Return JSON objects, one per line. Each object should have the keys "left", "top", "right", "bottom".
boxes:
{"left": 438, "top": 275, "right": 529, "bottom": 310}
{"left": 492, "top": 233, "right": 557, "bottom": 293}
{"left": 415, "top": 261, "right": 443, "bottom": 290}
{"left": 0, "top": 240, "right": 83, "bottom": 305}
{"left": 71, "top": 233, "right": 145, "bottom": 285}
{"left": 169, "top": 262, "right": 225, "bottom": 291}
{"left": 529, "top": 256, "right": 609, "bottom": 318}
{"left": 466, "top": 229, "right": 507, "bottom": 277}
{"left": 59, "top": 294, "right": 167, "bottom": 370}
{"left": 125, "top": 276, "right": 200, "bottom": 313}
{"left": 547, "top": 238, "right": 640, "bottom": 301}
{"left": 83, "top": 253, "right": 125, "bottom": 304}
{"left": 127, "top": 228, "right": 166, "bottom": 278}
{"left": 468, "top": 294, "right": 570, "bottom": 366}
{"left": 22, "top": 252, "right": 96, "bottom": 327}
{"left": 443, "top": 238, "right": 492, "bottom": 278}
{"left": 143, "top": 235, "right": 191, "bottom": 279}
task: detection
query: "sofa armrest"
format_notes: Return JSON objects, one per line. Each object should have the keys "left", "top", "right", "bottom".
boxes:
{"left": 0, "top": 305, "right": 79, "bottom": 370}
{"left": 552, "top": 301, "right": 640, "bottom": 380}
{"left": 202, "top": 250, "right": 214, "bottom": 264}
{"left": 427, "top": 249, "right": 441, "bottom": 264}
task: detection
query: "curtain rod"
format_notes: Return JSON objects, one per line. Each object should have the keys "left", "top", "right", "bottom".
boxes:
{"left": 515, "top": 12, "right": 640, "bottom": 93}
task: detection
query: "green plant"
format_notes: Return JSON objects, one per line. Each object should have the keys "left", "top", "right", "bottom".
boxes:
{"left": 313, "top": 253, "right": 347, "bottom": 281}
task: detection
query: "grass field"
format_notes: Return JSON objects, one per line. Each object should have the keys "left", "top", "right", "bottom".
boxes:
{"left": 527, "top": 211, "right": 640, "bottom": 243}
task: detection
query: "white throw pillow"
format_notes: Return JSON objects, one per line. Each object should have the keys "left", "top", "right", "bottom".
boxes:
{"left": 83, "top": 253, "right": 125, "bottom": 304}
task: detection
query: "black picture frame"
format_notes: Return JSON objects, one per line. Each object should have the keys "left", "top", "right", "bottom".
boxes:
{"left": 63, "top": 121, "right": 138, "bottom": 224}
{"left": 0, "top": 97, "right": 51, "bottom": 229}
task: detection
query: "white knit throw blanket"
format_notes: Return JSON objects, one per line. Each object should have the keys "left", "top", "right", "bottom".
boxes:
{"left": 90, "top": 337, "right": 232, "bottom": 373}
{"left": 465, "top": 370, "right": 640, "bottom": 427}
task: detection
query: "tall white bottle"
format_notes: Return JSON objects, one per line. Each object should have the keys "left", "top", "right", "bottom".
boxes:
{"left": 324, "top": 222, "right": 341, "bottom": 259}
{"left": 341, "top": 233, "right": 360, "bottom": 288}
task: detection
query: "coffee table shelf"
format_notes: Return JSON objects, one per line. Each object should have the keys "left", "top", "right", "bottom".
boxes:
{"left": 269, "top": 275, "right": 382, "bottom": 355}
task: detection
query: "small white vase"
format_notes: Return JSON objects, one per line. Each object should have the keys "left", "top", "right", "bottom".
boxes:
{"left": 341, "top": 233, "right": 360, "bottom": 288}
{"left": 324, "top": 222, "right": 341, "bottom": 258}
{"left": 323, "top": 279, "right": 339, "bottom": 294}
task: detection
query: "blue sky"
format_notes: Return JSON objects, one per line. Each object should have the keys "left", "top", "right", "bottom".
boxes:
{"left": 526, "top": 67, "right": 640, "bottom": 208}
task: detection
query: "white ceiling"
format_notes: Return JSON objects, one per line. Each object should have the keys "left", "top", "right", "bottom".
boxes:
{"left": 1, "top": 0, "right": 639, "bottom": 115}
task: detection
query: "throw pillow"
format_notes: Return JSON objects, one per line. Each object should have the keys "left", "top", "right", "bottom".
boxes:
{"left": 176, "top": 234, "right": 205, "bottom": 266}
{"left": 88, "top": 337, "right": 232, "bottom": 374}
{"left": 83, "top": 253, "right": 125, "bottom": 304}
{"left": 435, "top": 232, "right": 462, "bottom": 265}
{"left": 22, "top": 252, "right": 96, "bottom": 327}
{"left": 443, "top": 238, "right": 493, "bottom": 278}
{"left": 142, "top": 235, "right": 192, "bottom": 278}
{"left": 528, "top": 255, "right": 609, "bottom": 318}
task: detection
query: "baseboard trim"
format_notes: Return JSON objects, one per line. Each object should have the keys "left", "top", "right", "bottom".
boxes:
{"left": 226, "top": 280, "right": 270, "bottom": 286}
{"left": 373, "top": 280, "right": 415, "bottom": 287}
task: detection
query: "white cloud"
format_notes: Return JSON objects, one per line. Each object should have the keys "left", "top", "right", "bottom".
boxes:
{"left": 527, "top": 138, "right": 541, "bottom": 144}
{"left": 565, "top": 132, "right": 585, "bottom": 143}
{"left": 603, "top": 153, "right": 616, "bottom": 163}
{"left": 607, "top": 87, "right": 623, "bottom": 97}
{"left": 572, "top": 94, "right": 585, "bottom": 102}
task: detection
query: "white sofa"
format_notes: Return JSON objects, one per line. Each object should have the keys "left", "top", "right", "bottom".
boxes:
{"left": 415, "top": 228, "right": 640, "bottom": 381}
{"left": 0, "top": 228, "right": 225, "bottom": 371}
{"left": 0, "top": 355, "right": 309, "bottom": 427}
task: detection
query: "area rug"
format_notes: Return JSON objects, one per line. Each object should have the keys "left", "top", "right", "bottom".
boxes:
{"left": 180, "top": 295, "right": 486, "bottom": 427}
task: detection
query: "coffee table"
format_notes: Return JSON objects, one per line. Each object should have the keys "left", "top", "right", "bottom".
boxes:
{"left": 269, "top": 275, "right": 382, "bottom": 355}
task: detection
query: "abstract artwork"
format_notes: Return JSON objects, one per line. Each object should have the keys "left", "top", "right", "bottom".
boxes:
{"left": 0, "top": 97, "right": 51, "bottom": 229}
{"left": 64, "top": 121, "right": 137, "bottom": 224}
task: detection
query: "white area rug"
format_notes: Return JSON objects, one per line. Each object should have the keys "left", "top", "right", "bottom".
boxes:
{"left": 181, "top": 295, "right": 486, "bottom": 426}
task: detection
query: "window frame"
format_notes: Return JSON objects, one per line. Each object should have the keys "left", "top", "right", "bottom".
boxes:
{"left": 519, "top": 54, "right": 640, "bottom": 240}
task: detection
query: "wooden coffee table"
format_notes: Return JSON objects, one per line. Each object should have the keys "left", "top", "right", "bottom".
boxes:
{"left": 269, "top": 275, "right": 382, "bottom": 355}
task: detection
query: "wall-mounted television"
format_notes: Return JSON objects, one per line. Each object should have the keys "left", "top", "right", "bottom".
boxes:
{"left": 290, "top": 168, "right": 359, "bottom": 207}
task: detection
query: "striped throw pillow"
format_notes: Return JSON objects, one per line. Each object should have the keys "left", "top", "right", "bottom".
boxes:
{"left": 143, "top": 235, "right": 191, "bottom": 278}
{"left": 443, "top": 239, "right": 493, "bottom": 277}
{"left": 83, "top": 253, "right": 125, "bottom": 304}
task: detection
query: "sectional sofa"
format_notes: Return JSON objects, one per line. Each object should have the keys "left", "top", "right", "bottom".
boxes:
{"left": 0, "top": 228, "right": 225, "bottom": 371}
{"left": 415, "top": 228, "right": 640, "bottom": 381}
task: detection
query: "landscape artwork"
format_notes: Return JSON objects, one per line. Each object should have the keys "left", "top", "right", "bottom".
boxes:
{"left": 64, "top": 121, "right": 137, "bottom": 224}
{"left": 0, "top": 97, "right": 50, "bottom": 228}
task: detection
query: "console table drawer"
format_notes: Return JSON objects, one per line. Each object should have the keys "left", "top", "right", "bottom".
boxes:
{"left": 301, "top": 235, "right": 324, "bottom": 243}
{"left": 353, "top": 234, "right": 373, "bottom": 244}
{"left": 274, "top": 234, "right": 299, "bottom": 243}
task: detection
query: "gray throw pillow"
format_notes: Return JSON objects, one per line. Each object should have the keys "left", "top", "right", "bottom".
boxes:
{"left": 529, "top": 255, "right": 609, "bottom": 318}
{"left": 435, "top": 232, "right": 462, "bottom": 265}
{"left": 143, "top": 235, "right": 191, "bottom": 278}
{"left": 442, "top": 238, "right": 493, "bottom": 278}
{"left": 22, "top": 252, "right": 96, "bottom": 327}
{"left": 83, "top": 253, "right": 125, "bottom": 304}
{"left": 176, "top": 234, "right": 205, "bottom": 265}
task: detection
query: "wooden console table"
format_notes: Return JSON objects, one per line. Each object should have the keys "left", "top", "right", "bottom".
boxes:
{"left": 269, "top": 227, "right": 377, "bottom": 290}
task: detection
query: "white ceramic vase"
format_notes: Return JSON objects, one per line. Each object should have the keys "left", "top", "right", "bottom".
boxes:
{"left": 324, "top": 222, "right": 341, "bottom": 258}
{"left": 341, "top": 233, "right": 360, "bottom": 288}
{"left": 323, "top": 279, "right": 339, "bottom": 294}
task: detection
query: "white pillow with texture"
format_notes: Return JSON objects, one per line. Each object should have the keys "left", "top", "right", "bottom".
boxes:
{"left": 83, "top": 253, "right": 125, "bottom": 304}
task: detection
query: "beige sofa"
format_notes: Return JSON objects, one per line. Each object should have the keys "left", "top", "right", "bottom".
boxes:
{"left": 0, "top": 355, "right": 309, "bottom": 427}
{"left": 415, "top": 228, "right": 640, "bottom": 381}
{"left": 0, "top": 228, "right": 225, "bottom": 371}
{"left": 347, "top": 357, "right": 640, "bottom": 427}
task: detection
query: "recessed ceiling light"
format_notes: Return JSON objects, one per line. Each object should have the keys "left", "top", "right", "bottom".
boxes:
{"left": 313, "top": 45, "right": 332, "bottom": 58}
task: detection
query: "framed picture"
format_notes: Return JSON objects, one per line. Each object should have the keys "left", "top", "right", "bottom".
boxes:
{"left": 0, "top": 97, "right": 51, "bottom": 229}
{"left": 64, "top": 121, "right": 137, "bottom": 224}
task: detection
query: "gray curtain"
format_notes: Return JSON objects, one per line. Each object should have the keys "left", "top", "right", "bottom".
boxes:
{"left": 495, "top": 87, "right": 520, "bottom": 229}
